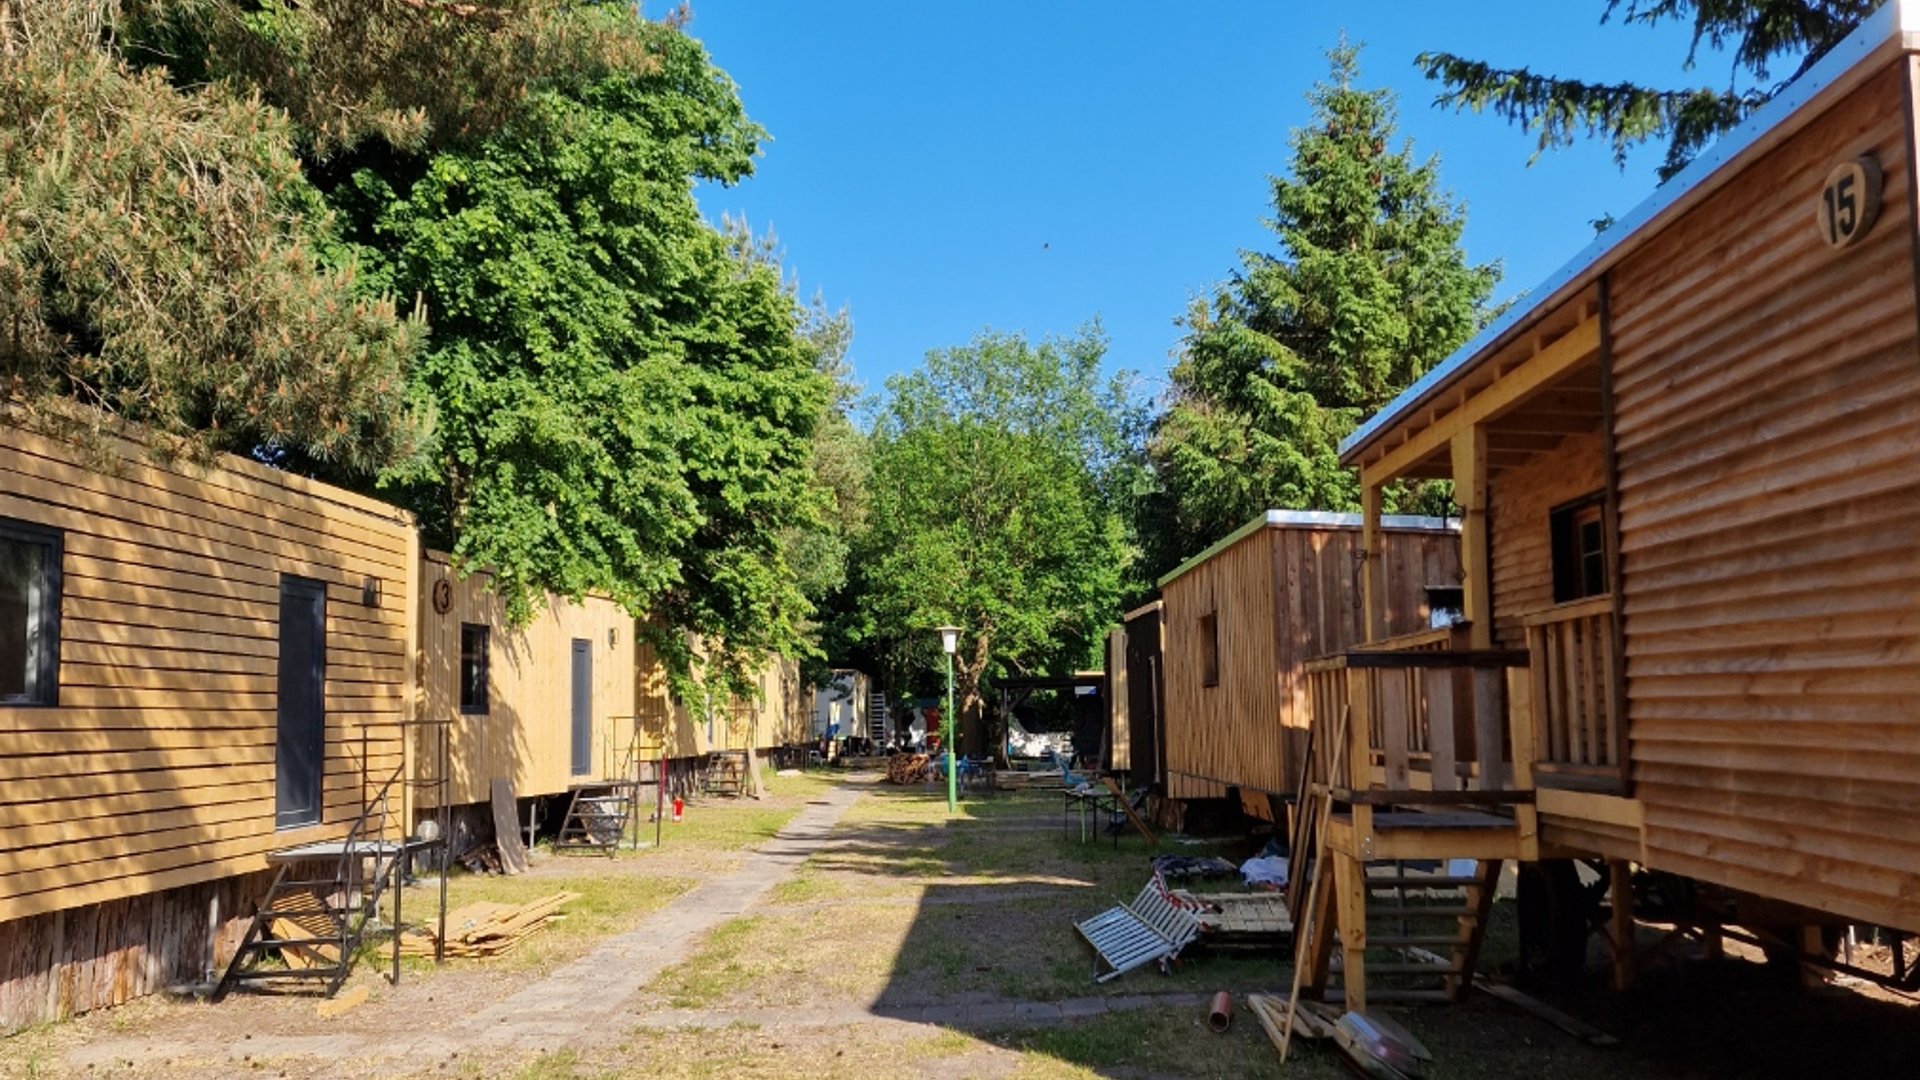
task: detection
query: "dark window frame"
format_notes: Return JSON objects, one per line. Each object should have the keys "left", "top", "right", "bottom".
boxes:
{"left": 1549, "top": 492, "right": 1610, "bottom": 604}
{"left": 1200, "top": 611, "right": 1220, "bottom": 688}
{"left": 0, "top": 517, "right": 62, "bottom": 707}
{"left": 459, "top": 622, "right": 490, "bottom": 715}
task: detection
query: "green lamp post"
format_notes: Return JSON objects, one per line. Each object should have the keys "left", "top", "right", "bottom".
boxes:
{"left": 936, "top": 625, "right": 961, "bottom": 813}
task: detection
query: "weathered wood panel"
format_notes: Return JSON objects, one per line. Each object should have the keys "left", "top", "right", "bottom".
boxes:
{"left": 0, "top": 867, "right": 273, "bottom": 1034}
{"left": 1161, "top": 519, "right": 1459, "bottom": 807}
{"left": 1105, "top": 626, "right": 1130, "bottom": 772}
{"left": 0, "top": 422, "right": 415, "bottom": 925}
{"left": 1122, "top": 603, "right": 1165, "bottom": 788}
{"left": 1609, "top": 59, "right": 1920, "bottom": 931}
{"left": 414, "top": 551, "right": 638, "bottom": 807}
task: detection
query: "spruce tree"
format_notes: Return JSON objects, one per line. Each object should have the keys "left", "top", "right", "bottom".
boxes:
{"left": 1417, "top": 1, "right": 1877, "bottom": 181}
{"left": 1145, "top": 43, "right": 1499, "bottom": 575}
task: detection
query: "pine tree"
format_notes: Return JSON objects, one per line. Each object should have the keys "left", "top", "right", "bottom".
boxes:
{"left": 1417, "top": 1, "right": 1877, "bottom": 182}
{"left": 1144, "top": 43, "right": 1500, "bottom": 576}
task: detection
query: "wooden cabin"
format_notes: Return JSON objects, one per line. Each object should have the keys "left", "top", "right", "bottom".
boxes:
{"left": 1105, "top": 600, "right": 1167, "bottom": 786}
{"left": 413, "top": 551, "right": 638, "bottom": 810}
{"left": 1289, "top": 1, "right": 1920, "bottom": 1012}
{"left": 1156, "top": 510, "right": 1460, "bottom": 819}
{"left": 634, "top": 642, "right": 811, "bottom": 762}
{"left": 0, "top": 422, "right": 418, "bottom": 1032}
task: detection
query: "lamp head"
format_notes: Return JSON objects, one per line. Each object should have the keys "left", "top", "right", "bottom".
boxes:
{"left": 934, "top": 625, "right": 961, "bottom": 655}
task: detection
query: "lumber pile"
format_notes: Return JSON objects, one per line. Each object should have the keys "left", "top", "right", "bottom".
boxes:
{"left": 885, "top": 753, "right": 933, "bottom": 784}
{"left": 398, "top": 892, "right": 578, "bottom": 959}
{"left": 992, "top": 769, "right": 1064, "bottom": 790}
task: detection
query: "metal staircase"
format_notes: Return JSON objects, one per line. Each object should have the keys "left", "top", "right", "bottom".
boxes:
{"left": 213, "top": 763, "right": 432, "bottom": 1000}
{"left": 868, "top": 691, "right": 890, "bottom": 746}
{"left": 553, "top": 781, "right": 638, "bottom": 855}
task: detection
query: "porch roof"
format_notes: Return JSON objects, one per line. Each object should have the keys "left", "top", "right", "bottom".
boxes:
{"left": 1339, "top": 0, "right": 1920, "bottom": 467}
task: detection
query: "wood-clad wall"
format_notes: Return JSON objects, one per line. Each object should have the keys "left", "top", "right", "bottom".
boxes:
{"left": 1488, "top": 430, "right": 1609, "bottom": 649}
{"left": 415, "top": 552, "right": 637, "bottom": 806}
{"left": 1106, "top": 626, "right": 1130, "bottom": 772}
{"left": 1162, "top": 522, "right": 1460, "bottom": 806}
{"left": 1609, "top": 59, "right": 1920, "bottom": 933}
{"left": 0, "top": 423, "right": 417, "bottom": 926}
{"left": 633, "top": 643, "right": 811, "bottom": 759}
{"left": 0, "top": 867, "right": 269, "bottom": 1033}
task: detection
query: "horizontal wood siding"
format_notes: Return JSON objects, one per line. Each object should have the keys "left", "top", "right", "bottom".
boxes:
{"left": 633, "top": 644, "right": 809, "bottom": 759}
{"left": 0, "top": 423, "right": 416, "bottom": 925}
{"left": 1488, "top": 430, "right": 1609, "bottom": 649}
{"left": 1609, "top": 60, "right": 1920, "bottom": 932}
{"left": 415, "top": 552, "right": 638, "bottom": 806}
{"left": 1164, "top": 523, "right": 1460, "bottom": 806}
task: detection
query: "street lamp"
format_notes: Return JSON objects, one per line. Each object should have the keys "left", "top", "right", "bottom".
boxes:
{"left": 935, "top": 625, "right": 961, "bottom": 813}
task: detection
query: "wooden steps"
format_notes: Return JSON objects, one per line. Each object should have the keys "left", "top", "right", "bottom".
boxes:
{"left": 553, "top": 781, "right": 637, "bottom": 856}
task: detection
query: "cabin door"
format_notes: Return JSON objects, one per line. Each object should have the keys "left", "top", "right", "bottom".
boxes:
{"left": 570, "top": 638, "right": 592, "bottom": 777}
{"left": 275, "top": 575, "right": 327, "bottom": 829}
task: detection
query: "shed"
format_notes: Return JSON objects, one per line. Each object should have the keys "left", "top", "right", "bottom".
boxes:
{"left": 1157, "top": 510, "right": 1460, "bottom": 817}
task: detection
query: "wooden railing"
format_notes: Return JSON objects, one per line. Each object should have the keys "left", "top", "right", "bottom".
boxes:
{"left": 1523, "top": 598, "right": 1624, "bottom": 789}
{"left": 1303, "top": 644, "right": 1532, "bottom": 796}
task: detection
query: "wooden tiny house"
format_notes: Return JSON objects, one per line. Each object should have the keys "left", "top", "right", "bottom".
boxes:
{"left": 0, "top": 421, "right": 419, "bottom": 1031}
{"left": 1289, "top": 3, "right": 1920, "bottom": 1012}
{"left": 414, "top": 551, "right": 639, "bottom": 809}
{"left": 1156, "top": 511, "right": 1460, "bottom": 816}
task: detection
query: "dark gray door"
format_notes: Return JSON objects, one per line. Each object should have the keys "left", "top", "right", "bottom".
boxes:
{"left": 570, "top": 638, "right": 592, "bottom": 776}
{"left": 276, "top": 576, "right": 327, "bottom": 828}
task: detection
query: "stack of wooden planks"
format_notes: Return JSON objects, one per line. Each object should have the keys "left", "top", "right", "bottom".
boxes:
{"left": 398, "top": 892, "right": 578, "bottom": 959}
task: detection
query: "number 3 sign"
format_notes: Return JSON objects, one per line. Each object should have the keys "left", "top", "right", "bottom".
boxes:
{"left": 1817, "top": 155, "right": 1882, "bottom": 249}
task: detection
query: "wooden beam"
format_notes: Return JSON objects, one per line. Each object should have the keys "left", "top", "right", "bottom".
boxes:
{"left": 1361, "top": 483, "right": 1386, "bottom": 644}
{"left": 1452, "top": 425, "right": 1492, "bottom": 650}
{"left": 1360, "top": 316, "right": 1602, "bottom": 487}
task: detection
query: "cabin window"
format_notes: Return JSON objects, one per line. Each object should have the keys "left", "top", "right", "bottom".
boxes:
{"left": 459, "top": 623, "right": 490, "bottom": 714}
{"left": 1550, "top": 495, "right": 1609, "bottom": 603}
{"left": 0, "top": 518, "right": 60, "bottom": 706}
{"left": 1200, "top": 612, "right": 1219, "bottom": 688}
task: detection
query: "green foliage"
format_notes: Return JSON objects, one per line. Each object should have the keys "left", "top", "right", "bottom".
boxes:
{"left": 859, "top": 328, "right": 1138, "bottom": 736}
{"left": 0, "top": 0, "right": 420, "bottom": 471}
{"left": 331, "top": 19, "right": 824, "bottom": 692}
{"left": 1417, "top": 1, "right": 1877, "bottom": 181}
{"left": 1143, "top": 43, "right": 1498, "bottom": 577}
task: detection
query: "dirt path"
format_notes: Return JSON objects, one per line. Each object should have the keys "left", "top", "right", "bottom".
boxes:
{"left": 61, "top": 783, "right": 867, "bottom": 1076}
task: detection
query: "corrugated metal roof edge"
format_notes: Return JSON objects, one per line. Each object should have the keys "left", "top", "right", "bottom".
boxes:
{"left": 1155, "top": 508, "right": 1459, "bottom": 590}
{"left": 1339, "top": 0, "right": 1918, "bottom": 465}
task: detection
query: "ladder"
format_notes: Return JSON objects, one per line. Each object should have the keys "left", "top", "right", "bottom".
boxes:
{"left": 868, "top": 691, "right": 889, "bottom": 746}
{"left": 214, "top": 765, "right": 426, "bottom": 1000}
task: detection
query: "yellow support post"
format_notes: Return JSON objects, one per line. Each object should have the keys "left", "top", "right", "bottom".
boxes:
{"left": 1451, "top": 424, "right": 1492, "bottom": 651}
{"left": 1361, "top": 483, "right": 1387, "bottom": 645}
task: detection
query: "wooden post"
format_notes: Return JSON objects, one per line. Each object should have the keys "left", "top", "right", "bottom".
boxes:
{"left": 1332, "top": 852, "right": 1369, "bottom": 1014}
{"left": 1451, "top": 425, "right": 1492, "bottom": 651}
{"left": 1361, "top": 482, "right": 1387, "bottom": 644}
{"left": 1609, "top": 860, "right": 1638, "bottom": 991}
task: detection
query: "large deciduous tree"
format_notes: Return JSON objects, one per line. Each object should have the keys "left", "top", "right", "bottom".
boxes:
{"left": 334, "top": 21, "right": 826, "bottom": 691}
{"left": 1417, "top": 1, "right": 1876, "bottom": 182}
{"left": 861, "top": 328, "right": 1136, "bottom": 755}
{"left": 1143, "top": 43, "right": 1499, "bottom": 578}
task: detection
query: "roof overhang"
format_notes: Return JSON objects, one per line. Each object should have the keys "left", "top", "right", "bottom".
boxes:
{"left": 1339, "top": 0, "right": 1920, "bottom": 467}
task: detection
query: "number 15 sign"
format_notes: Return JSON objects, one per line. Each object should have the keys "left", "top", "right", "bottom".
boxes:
{"left": 1817, "top": 155, "right": 1882, "bottom": 249}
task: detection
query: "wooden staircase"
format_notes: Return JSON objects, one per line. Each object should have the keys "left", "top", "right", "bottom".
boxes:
{"left": 704, "top": 749, "right": 747, "bottom": 797}
{"left": 1280, "top": 644, "right": 1538, "bottom": 1055}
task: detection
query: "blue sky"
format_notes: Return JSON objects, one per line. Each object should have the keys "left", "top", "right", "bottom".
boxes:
{"left": 687, "top": 2, "right": 1739, "bottom": 401}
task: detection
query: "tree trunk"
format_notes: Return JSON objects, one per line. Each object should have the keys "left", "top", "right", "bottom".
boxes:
{"left": 956, "top": 635, "right": 991, "bottom": 758}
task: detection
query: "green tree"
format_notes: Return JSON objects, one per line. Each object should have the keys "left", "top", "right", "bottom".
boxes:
{"left": 1144, "top": 43, "right": 1500, "bottom": 577}
{"left": 0, "top": 0, "right": 421, "bottom": 471}
{"left": 861, "top": 328, "right": 1137, "bottom": 754}
{"left": 1417, "top": 1, "right": 1876, "bottom": 182}
{"left": 334, "top": 21, "right": 826, "bottom": 692}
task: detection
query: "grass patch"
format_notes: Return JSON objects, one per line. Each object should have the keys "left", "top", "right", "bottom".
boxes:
{"left": 650, "top": 916, "right": 766, "bottom": 1008}
{"left": 1001, "top": 1006, "right": 1308, "bottom": 1079}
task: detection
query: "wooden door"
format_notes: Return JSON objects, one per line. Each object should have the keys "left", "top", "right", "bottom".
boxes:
{"left": 570, "top": 638, "right": 592, "bottom": 777}
{"left": 276, "top": 575, "right": 327, "bottom": 829}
